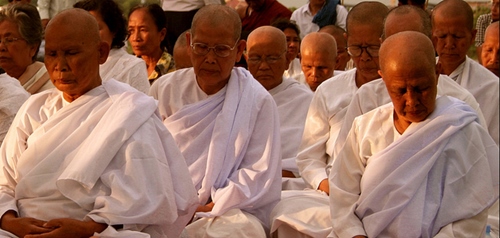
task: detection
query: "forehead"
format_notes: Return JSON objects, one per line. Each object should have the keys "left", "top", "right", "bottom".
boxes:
{"left": 45, "top": 23, "right": 91, "bottom": 49}
{"left": 129, "top": 9, "right": 156, "bottom": 27}
{"left": 347, "top": 24, "right": 382, "bottom": 44}
{"left": 191, "top": 22, "right": 235, "bottom": 45}
{"left": 0, "top": 20, "right": 19, "bottom": 35}
{"left": 432, "top": 14, "right": 470, "bottom": 30}
{"left": 301, "top": 51, "right": 335, "bottom": 66}
{"left": 283, "top": 28, "right": 298, "bottom": 37}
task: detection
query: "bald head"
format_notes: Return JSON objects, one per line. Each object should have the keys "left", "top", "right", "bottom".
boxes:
{"left": 173, "top": 29, "right": 192, "bottom": 69}
{"left": 191, "top": 5, "right": 241, "bottom": 41}
{"left": 247, "top": 26, "right": 288, "bottom": 90}
{"left": 432, "top": 0, "right": 474, "bottom": 30}
{"left": 383, "top": 5, "right": 431, "bottom": 40}
{"left": 380, "top": 31, "right": 438, "bottom": 131}
{"left": 481, "top": 21, "right": 499, "bottom": 76}
{"left": 300, "top": 32, "right": 337, "bottom": 90}
{"left": 346, "top": 2, "right": 389, "bottom": 35}
{"left": 319, "top": 25, "right": 350, "bottom": 70}
{"left": 46, "top": 8, "right": 101, "bottom": 45}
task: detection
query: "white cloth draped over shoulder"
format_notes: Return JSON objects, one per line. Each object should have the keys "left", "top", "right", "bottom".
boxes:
{"left": 283, "top": 58, "right": 303, "bottom": 83}
{"left": 447, "top": 56, "right": 499, "bottom": 146}
{"left": 100, "top": 47, "right": 150, "bottom": 94}
{"left": 330, "top": 96, "right": 499, "bottom": 238}
{"left": 296, "top": 68, "right": 357, "bottom": 190}
{"left": 0, "top": 79, "right": 198, "bottom": 238}
{"left": 270, "top": 77, "right": 313, "bottom": 173}
{"left": 333, "top": 74, "right": 487, "bottom": 162}
{"left": 150, "top": 67, "right": 281, "bottom": 228}
{"left": 0, "top": 74, "right": 29, "bottom": 144}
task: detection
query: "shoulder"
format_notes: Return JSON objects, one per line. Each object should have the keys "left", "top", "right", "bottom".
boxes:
{"left": 151, "top": 68, "right": 195, "bottom": 94}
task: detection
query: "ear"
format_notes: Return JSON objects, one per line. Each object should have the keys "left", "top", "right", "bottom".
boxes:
{"left": 98, "top": 41, "right": 110, "bottom": 64}
{"left": 378, "top": 69, "right": 384, "bottom": 79}
{"left": 159, "top": 27, "right": 167, "bottom": 41}
{"left": 235, "top": 39, "right": 247, "bottom": 63}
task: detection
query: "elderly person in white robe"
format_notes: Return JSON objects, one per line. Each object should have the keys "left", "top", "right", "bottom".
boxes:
{"left": 299, "top": 32, "right": 337, "bottom": 91}
{"left": 149, "top": 5, "right": 281, "bottom": 237}
{"left": 246, "top": 26, "right": 313, "bottom": 186}
{"left": 0, "top": 4, "right": 53, "bottom": 94}
{"left": 0, "top": 9, "right": 198, "bottom": 238}
{"left": 432, "top": 0, "right": 499, "bottom": 146}
{"left": 330, "top": 30, "right": 498, "bottom": 238}
{"left": 74, "top": 0, "right": 150, "bottom": 94}
{"left": 0, "top": 74, "right": 29, "bottom": 144}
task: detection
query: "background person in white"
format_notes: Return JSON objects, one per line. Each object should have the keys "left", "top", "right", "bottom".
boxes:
{"left": 0, "top": 9, "right": 198, "bottom": 238}
{"left": 330, "top": 31, "right": 498, "bottom": 238}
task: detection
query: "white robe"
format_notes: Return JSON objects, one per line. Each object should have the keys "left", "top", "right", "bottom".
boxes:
{"left": 100, "top": 47, "right": 150, "bottom": 94}
{"left": 330, "top": 96, "right": 498, "bottom": 238}
{"left": 333, "top": 74, "right": 487, "bottom": 161}
{"left": 270, "top": 77, "right": 313, "bottom": 173}
{"left": 150, "top": 67, "right": 281, "bottom": 230}
{"left": 296, "top": 68, "right": 357, "bottom": 190}
{"left": 447, "top": 56, "right": 499, "bottom": 146}
{"left": 0, "top": 79, "right": 198, "bottom": 238}
{"left": 0, "top": 74, "right": 29, "bottom": 144}
{"left": 284, "top": 58, "right": 302, "bottom": 83}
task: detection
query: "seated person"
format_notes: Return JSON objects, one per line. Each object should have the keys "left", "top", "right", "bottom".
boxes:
{"left": 330, "top": 30, "right": 498, "bottom": 238}
{"left": 480, "top": 21, "right": 499, "bottom": 77}
{"left": 299, "top": 32, "right": 337, "bottom": 91}
{"left": 74, "top": 0, "right": 150, "bottom": 94}
{"left": 0, "top": 9, "right": 198, "bottom": 238}
{"left": 172, "top": 29, "right": 192, "bottom": 70}
{"left": 318, "top": 25, "right": 352, "bottom": 71}
{"left": 271, "top": 18, "right": 302, "bottom": 82}
{"left": 246, "top": 26, "right": 313, "bottom": 184}
{"left": 149, "top": 5, "right": 281, "bottom": 237}
{"left": 0, "top": 4, "right": 53, "bottom": 94}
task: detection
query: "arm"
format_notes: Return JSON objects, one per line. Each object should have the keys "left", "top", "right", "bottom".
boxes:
{"left": 23, "top": 218, "right": 106, "bottom": 238}
{"left": 296, "top": 91, "right": 331, "bottom": 190}
{"left": 329, "top": 120, "right": 367, "bottom": 238}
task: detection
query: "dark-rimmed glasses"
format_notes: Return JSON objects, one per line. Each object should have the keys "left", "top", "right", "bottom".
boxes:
{"left": 190, "top": 39, "right": 240, "bottom": 58}
{"left": 346, "top": 45, "right": 380, "bottom": 57}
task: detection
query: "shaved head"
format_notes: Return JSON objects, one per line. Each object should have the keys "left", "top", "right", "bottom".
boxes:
{"left": 300, "top": 32, "right": 337, "bottom": 90}
{"left": 47, "top": 8, "right": 101, "bottom": 46}
{"left": 191, "top": 5, "right": 241, "bottom": 41}
{"left": 383, "top": 5, "right": 431, "bottom": 40}
{"left": 481, "top": 21, "right": 499, "bottom": 76}
{"left": 432, "top": 0, "right": 474, "bottom": 30}
{"left": 247, "top": 26, "right": 287, "bottom": 52}
{"left": 346, "top": 2, "right": 389, "bottom": 36}
{"left": 173, "top": 29, "right": 192, "bottom": 69}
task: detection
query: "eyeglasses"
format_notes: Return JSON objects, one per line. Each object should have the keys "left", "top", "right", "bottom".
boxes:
{"left": 190, "top": 39, "right": 240, "bottom": 58}
{"left": 346, "top": 45, "right": 380, "bottom": 57}
{"left": 247, "top": 50, "right": 286, "bottom": 65}
{"left": 0, "top": 37, "right": 22, "bottom": 46}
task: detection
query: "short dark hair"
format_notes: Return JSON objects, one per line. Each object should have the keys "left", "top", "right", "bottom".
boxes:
{"left": 271, "top": 18, "right": 301, "bottom": 38}
{"left": 74, "top": 0, "right": 127, "bottom": 49}
{"left": 128, "top": 4, "right": 168, "bottom": 50}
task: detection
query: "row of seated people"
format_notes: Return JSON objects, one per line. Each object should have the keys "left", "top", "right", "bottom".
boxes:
{"left": 0, "top": 1, "right": 498, "bottom": 237}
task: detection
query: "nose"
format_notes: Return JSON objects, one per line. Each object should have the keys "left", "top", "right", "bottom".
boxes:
{"left": 130, "top": 31, "right": 141, "bottom": 41}
{"left": 258, "top": 59, "right": 271, "bottom": 70}
{"left": 444, "top": 36, "right": 455, "bottom": 49}
{"left": 311, "top": 68, "right": 319, "bottom": 82}
{"left": 204, "top": 49, "right": 217, "bottom": 64}
{"left": 54, "top": 55, "right": 69, "bottom": 72}
{"left": 359, "top": 48, "right": 372, "bottom": 61}
{"left": 405, "top": 90, "right": 420, "bottom": 107}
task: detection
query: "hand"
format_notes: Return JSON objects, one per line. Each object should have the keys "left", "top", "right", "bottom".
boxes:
{"left": 0, "top": 210, "right": 53, "bottom": 237}
{"left": 318, "top": 179, "right": 330, "bottom": 195}
{"left": 282, "top": 170, "right": 296, "bottom": 178}
{"left": 24, "top": 218, "right": 107, "bottom": 238}
{"left": 196, "top": 202, "right": 215, "bottom": 213}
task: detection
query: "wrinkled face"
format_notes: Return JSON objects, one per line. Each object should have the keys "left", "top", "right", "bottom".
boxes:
{"left": 481, "top": 27, "right": 499, "bottom": 76}
{"left": 44, "top": 22, "right": 106, "bottom": 100}
{"left": 89, "top": 11, "right": 114, "bottom": 49}
{"left": 187, "top": 22, "right": 244, "bottom": 94}
{"left": 0, "top": 20, "right": 38, "bottom": 77}
{"left": 382, "top": 65, "right": 438, "bottom": 130}
{"left": 283, "top": 28, "right": 300, "bottom": 61}
{"left": 128, "top": 8, "right": 165, "bottom": 57}
{"left": 347, "top": 24, "right": 381, "bottom": 81}
{"left": 247, "top": 36, "right": 287, "bottom": 90}
{"left": 432, "top": 15, "right": 475, "bottom": 69}
{"left": 301, "top": 49, "right": 335, "bottom": 91}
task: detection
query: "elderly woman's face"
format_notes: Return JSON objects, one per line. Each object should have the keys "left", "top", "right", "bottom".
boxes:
{"left": 89, "top": 11, "right": 114, "bottom": 49}
{"left": 127, "top": 8, "right": 165, "bottom": 57}
{"left": 0, "top": 20, "right": 38, "bottom": 78}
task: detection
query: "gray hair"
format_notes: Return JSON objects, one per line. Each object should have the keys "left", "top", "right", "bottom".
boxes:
{"left": 0, "top": 4, "right": 43, "bottom": 61}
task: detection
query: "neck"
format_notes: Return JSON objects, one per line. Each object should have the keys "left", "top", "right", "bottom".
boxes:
{"left": 309, "top": 2, "right": 324, "bottom": 15}
{"left": 354, "top": 71, "right": 378, "bottom": 88}
{"left": 393, "top": 111, "right": 410, "bottom": 134}
{"left": 196, "top": 77, "right": 229, "bottom": 95}
{"left": 141, "top": 50, "right": 163, "bottom": 68}
{"left": 439, "top": 58, "right": 465, "bottom": 76}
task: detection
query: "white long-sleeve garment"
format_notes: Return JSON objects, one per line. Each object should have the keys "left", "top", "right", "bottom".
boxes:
{"left": 0, "top": 79, "right": 198, "bottom": 238}
{"left": 0, "top": 74, "right": 29, "bottom": 144}
{"left": 100, "top": 47, "right": 150, "bottom": 94}
{"left": 150, "top": 67, "right": 281, "bottom": 229}
{"left": 270, "top": 77, "right": 313, "bottom": 173}
{"left": 330, "top": 96, "right": 499, "bottom": 238}
{"left": 447, "top": 56, "right": 499, "bottom": 146}
{"left": 333, "top": 74, "right": 487, "bottom": 161}
{"left": 296, "top": 68, "right": 358, "bottom": 190}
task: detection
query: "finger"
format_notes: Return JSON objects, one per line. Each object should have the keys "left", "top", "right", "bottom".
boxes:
{"left": 42, "top": 219, "right": 62, "bottom": 229}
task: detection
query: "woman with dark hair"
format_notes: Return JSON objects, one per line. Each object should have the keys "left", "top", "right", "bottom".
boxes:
{"left": 74, "top": 0, "right": 150, "bottom": 93}
{"left": 0, "top": 4, "right": 53, "bottom": 94}
{"left": 271, "top": 18, "right": 302, "bottom": 82}
{"left": 128, "top": 4, "right": 175, "bottom": 84}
